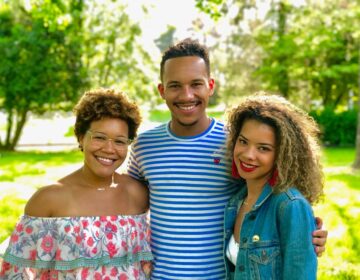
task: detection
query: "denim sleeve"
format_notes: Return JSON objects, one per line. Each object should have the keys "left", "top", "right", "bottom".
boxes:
{"left": 278, "top": 197, "right": 317, "bottom": 280}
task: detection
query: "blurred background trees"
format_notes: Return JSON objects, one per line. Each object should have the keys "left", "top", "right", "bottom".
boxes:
{"left": 0, "top": 0, "right": 87, "bottom": 150}
{"left": 0, "top": 0, "right": 359, "bottom": 166}
{"left": 0, "top": 0, "right": 155, "bottom": 151}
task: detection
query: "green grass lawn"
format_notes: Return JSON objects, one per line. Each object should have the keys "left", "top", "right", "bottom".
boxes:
{"left": 0, "top": 147, "right": 359, "bottom": 278}
{"left": 315, "top": 147, "right": 360, "bottom": 279}
{"left": 148, "top": 109, "right": 226, "bottom": 123}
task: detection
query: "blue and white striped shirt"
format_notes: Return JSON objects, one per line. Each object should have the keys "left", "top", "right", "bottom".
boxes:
{"left": 128, "top": 119, "right": 239, "bottom": 279}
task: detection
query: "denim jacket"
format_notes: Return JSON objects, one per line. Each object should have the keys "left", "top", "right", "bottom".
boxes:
{"left": 223, "top": 183, "right": 317, "bottom": 280}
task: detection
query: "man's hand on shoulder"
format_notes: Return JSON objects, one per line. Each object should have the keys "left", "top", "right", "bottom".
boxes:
{"left": 313, "top": 216, "right": 328, "bottom": 257}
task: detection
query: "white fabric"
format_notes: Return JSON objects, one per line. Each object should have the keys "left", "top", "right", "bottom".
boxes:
{"left": 226, "top": 234, "right": 239, "bottom": 266}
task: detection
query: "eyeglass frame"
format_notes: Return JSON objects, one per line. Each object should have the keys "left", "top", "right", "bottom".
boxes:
{"left": 86, "top": 130, "right": 133, "bottom": 150}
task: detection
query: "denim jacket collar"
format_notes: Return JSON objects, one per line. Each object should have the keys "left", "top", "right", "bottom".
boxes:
{"left": 230, "top": 182, "right": 274, "bottom": 211}
{"left": 252, "top": 183, "right": 273, "bottom": 210}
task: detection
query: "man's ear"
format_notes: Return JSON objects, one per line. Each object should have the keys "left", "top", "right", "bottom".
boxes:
{"left": 209, "top": 79, "right": 215, "bottom": 95}
{"left": 158, "top": 83, "right": 165, "bottom": 99}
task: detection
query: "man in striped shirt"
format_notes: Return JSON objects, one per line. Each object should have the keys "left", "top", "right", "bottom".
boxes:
{"left": 127, "top": 38, "right": 327, "bottom": 279}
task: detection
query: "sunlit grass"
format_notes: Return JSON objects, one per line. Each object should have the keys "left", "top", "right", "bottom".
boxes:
{"left": 0, "top": 195, "right": 26, "bottom": 242}
{"left": 0, "top": 150, "right": 83, "bottom": 245}
{"left": 315, "top": 147, "right": 360, "bottom": 279}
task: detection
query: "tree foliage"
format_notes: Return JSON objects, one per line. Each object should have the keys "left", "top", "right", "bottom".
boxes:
{"left": 0, "top": 0, "right": 157, "bottom": 151}
{"left": 288, "top": 1, "right": 360, "bottom": 108}
{"left": 195, "top": 0, "right": 359, "bottom": 109}
{"left": 0, "top": 0, "right": 87, "bottom": 151}
{"left": 82, "top": 1, "right": 156, "bottom": 104}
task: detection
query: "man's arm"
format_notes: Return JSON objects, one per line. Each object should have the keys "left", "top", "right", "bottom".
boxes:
{"left": 312, "top": 216, "right": 328, "bottom": 256}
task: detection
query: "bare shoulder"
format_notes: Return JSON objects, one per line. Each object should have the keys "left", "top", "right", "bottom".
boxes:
{"left": 119, "top": 174, "right": 149, "bottom": 210}
{"left": 24, "top": 182, "right": 68, "bottom": 217}
{"left": 122, "top": 174, "right": 148, "bottom": 196}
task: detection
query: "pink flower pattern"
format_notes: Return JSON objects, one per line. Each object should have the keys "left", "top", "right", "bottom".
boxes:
{"left": 0, "top": 214, "right": 153, "bottom": 279}
{"left": 40, "top": 235, "right": 54, "bottom": 253}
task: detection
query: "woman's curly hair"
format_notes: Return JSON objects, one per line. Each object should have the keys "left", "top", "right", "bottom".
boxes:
{"left": 226, "top": 93, "right": 324, "bottom": 204}
{"left": 73, "top": 88, "right": 141, "bottom": 142}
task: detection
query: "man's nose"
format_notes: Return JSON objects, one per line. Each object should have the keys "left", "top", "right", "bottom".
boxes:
{"left": 181, "top": 85, "right": 195, "bottom": 98}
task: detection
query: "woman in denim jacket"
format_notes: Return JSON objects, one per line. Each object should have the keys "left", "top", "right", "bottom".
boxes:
{"left": 223, "top": 93, "right": 323, "bottom": 280}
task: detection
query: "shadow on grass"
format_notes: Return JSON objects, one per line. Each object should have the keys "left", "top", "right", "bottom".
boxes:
{"left": 148, "top": 109, "right": 226, "bottom": 123}
{"left": 322, "top": 147, "right": 356, "bottom": 167}
{"left": 0, "top": 150, "right": 82, "bottom": 182}
{"left": 326, "top": 173, "right": 360, "bottom": 191}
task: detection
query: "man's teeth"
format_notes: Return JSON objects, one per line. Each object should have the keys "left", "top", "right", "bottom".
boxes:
{"left": 97, "top": 157, "right": 113, "bottom": 163}
{"left": 178, "top": 104, "right": 196, "bottom": 111}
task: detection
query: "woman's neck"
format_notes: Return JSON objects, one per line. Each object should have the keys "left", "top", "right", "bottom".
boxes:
{"left": 80, "top": 166, "right": 116, "bottom": 191}
{"left": 245, "top": 178, "right": 268, "bottom": 204}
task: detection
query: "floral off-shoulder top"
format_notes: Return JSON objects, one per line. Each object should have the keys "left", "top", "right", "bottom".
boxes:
{"left": 0, "top": 213, "right": 153, "bottom": 280}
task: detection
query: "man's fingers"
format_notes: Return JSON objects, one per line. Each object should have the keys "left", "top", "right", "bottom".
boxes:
{"left": 315, "top": 216, "right": 323, "bottom": 229}
{"left": 312, "top": 229, "right": 328, "bottom": 239}
{"left": 314, "top": 241, "right": 326, "bottom": 256}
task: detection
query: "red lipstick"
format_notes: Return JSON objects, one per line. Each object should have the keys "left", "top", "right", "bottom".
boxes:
{"left": 239, "top": 161, "right": 257, "bottom": 172}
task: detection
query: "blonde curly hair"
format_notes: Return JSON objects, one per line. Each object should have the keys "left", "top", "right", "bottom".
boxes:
{"left": 226, "top": 93, "right": 324, "bottom": 204}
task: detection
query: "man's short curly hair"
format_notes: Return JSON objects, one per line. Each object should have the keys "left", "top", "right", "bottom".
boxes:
{"left": 226, "top": 92, "right": 324, "bottom": 204}
{"left": 73, "top": 88, "right": 141, "bottom": 142}
{"left": 160, "top": 38, "right": 210, "bottom": 81}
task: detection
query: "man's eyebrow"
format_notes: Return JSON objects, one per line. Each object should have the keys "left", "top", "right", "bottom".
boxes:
{"left": 166, "top": 81, "right": 180, "bottom": 85}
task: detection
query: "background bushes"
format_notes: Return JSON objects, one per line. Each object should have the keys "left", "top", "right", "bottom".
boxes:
{"left": 310, "top": 108, "right": 357, "bottom": 147}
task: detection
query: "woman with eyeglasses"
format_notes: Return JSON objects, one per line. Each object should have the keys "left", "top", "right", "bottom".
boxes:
{"left": 0, "top": 88, "right": 153, "bottom": 279}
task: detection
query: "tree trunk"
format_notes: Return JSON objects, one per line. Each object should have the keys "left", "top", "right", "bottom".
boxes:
{"left": 353, "top": 43, "right": 360, "bottom": 169}
{"left": 0, "top": 108, "right": 28, "bottom": 151}
{"left": 10, "top": 109, "right": 28, "bottom": 150}
{"left": 276, "top": 1, "right": 290, "bottom": 98}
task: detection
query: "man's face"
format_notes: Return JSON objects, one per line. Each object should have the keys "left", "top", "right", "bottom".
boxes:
{"left": 158, "top": 56, "right": 214, "bottom": 136}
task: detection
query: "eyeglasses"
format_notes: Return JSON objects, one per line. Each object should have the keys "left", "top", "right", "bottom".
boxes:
{"left": 86, "top": 130, "right": 132, "bottom": 150}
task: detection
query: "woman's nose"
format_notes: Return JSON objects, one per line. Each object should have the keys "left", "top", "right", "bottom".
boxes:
{"left": 243, "top": 146, "right": 256, "bottom": 160}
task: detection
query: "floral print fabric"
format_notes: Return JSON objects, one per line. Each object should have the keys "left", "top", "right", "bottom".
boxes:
{"left": 0, "top": 214, "right": 153, "bottom": 279}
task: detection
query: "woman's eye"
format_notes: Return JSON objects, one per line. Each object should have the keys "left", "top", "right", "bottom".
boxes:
{"left": 114, "top": 140, "right": 127, "bottom": 146}
{"left": 94, "top": 135, "right": 106, "bottom": 141}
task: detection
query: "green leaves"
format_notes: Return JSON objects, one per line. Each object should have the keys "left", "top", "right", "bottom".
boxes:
{"left": 0, "top": 0, "right": 87, "bottom": 150}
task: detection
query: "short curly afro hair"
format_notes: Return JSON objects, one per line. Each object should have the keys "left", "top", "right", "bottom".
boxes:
{"left": 73, "top": 88, "right": 141, "bottom": 142}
